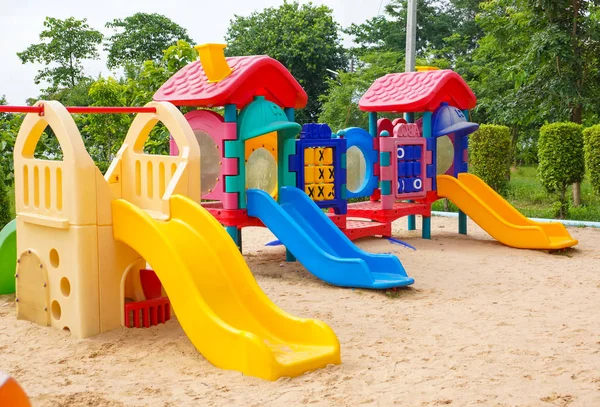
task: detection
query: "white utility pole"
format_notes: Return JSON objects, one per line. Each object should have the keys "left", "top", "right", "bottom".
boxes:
{"left": 405, "top": 0, "right": 417, "bottom": 72}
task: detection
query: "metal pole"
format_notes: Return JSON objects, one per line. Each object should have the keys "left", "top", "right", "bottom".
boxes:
{"left": 405, "top": 0, "right": 417, "bottom": 72}
{"left": 406, "top": 0, "right": 417, "bottom": 230}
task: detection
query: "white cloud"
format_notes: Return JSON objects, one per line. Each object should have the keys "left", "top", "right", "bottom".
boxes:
{"left": 1, "top": 0, "right": 385, "bottom": 104}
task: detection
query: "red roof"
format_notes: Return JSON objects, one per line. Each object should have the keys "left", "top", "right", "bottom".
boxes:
{"left": 154, "top": 56, "right": 308, "bottom": 109}
{"left": 359, "top": 70, "right": 476, "bottom": 112}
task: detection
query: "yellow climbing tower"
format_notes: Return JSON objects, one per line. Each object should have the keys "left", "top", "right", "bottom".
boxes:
{"left": 11, "top": 100, "right": 339, "bottom": 380}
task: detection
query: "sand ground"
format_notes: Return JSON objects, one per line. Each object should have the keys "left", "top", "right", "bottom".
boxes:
{"left": 0, "top": 216, "right": 599, "bottom": 407}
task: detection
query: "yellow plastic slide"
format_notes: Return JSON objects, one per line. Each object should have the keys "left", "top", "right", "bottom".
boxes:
{"left": 112, "top": 195, "right": 340, "bottom": 381}
{"left": 436, "top": 173, "right": 578, "bottom": 250}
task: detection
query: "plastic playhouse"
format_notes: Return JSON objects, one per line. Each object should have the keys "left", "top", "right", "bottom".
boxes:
{"left": 5, "top": 100, "right": 340, "bottom": 381}
{"left": 154, "top": 44, "right": 414, "bottom": 289}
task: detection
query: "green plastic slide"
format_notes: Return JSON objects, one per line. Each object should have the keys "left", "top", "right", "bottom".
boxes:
{"left": 0, "top": 219, "right": 16, "bottom": 294}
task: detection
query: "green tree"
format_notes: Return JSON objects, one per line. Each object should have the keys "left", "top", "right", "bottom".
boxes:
{"left": 345, "top": 0, "right": 484, "bottom": 62}
{"left": 17, "top": 17, "right": 103, "bottom": 93}
{"left": 225, "top": 1, "right": 346, "bottom": 122}
{"left": 124, "top": 40, "right": 199, "bottom": 155}
{"left": 537, "top": 122, "right": 585, "bottom": 218}
{"left": 84, "top": 78, "right": 132, "bottom": 172}
{"left": 469, "top": 124, "right": 512, "bottom": 195}
{"left": 0, "top": 165, "right": 12, "bottom": 228}
{"left": 319, "top": 52, "right": 405, "bottom": 130}
{"left": 583, "top": 125, "right": 600, "bottom": 196}
{"left": 126, "top": 40, "right": 198, "bottom": 107}
{"left": 105, "top": 13, "right": 194, "bottom": 70}
{"left": 0, "top": 96, "right": 22, "bottom": 185}
{"left": 470, "top": 0, "right": 600, "bottom": 164}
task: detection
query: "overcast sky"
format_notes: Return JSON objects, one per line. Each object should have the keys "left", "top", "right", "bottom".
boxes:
{"left": 0, "top": 0, "right": 386, "bottom": 104}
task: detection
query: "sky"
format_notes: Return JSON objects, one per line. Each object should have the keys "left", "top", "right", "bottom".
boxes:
{"left": 0, "top": 0, "right": 387, "bottom": 104}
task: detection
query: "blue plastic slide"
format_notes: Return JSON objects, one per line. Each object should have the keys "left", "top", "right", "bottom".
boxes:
{"left": 246, "top": 187, "right": 414, "bottom": 289}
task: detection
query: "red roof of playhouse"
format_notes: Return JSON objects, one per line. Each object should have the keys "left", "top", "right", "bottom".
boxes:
{"left": 358, "top": 69, "right": 476, "bottom": 112}
{"left": 153, "top": 56, "right": 308, "bottom": 109}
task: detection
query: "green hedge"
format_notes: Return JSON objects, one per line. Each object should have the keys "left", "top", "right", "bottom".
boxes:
{"left": 538, "top": 122, "right": 585, "bottom": 218}
{"left": 584, "top": 125, "right": 600, "bottom": 196}
{"left": 469, "top": 124, "right": 512, "bottom": 195}
{"left": 0, "top": 166, "right": 12, "bottom": 229}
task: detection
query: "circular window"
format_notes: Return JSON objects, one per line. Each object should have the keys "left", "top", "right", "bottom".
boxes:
{"left": 246, "top": 148, "right": 277, "bottom": 195}
{"left": 49, "top": 249, "right": 59, "bottom": 268}
{"left": 195, "top": 129, "right": 222, "bottom": 196}
{"left": 436, "top": 135, "right": 454, "bottom": 175}
{"left": 347, "top": 146, "right": 367, "bottom": 193}
{"left": 51, "top": 300, "right": 61, "bottom": 320}
{"left": 60, "top": 277, "right": 71, "bottom": 297}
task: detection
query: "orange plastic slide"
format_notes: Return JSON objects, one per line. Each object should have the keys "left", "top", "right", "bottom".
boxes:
{"left": 436, "top": 173, "right": 578, "bottom": 250}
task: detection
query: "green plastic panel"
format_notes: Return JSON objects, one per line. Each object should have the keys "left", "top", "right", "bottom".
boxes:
{"left": 0, "top": 219, "right": 17, "bottom": 294}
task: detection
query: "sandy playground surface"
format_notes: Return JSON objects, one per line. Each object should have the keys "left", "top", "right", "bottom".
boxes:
{"left": 0, "top": 216, "right": 599, "bottom": 406}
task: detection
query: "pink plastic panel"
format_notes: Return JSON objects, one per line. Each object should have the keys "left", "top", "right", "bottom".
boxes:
{"left": 359, "top": 70, "right": 476, "bottom": 113}
{"left": 154, "top": 56, "right": 307, "bottom": 109}
{"left": 379, "top": 123, "right": 430, "bottom": 210}
{"left": 170, "top": 110, "right": 235, "bottom": 203}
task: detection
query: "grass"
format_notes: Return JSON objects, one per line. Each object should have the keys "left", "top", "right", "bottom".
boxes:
{"left": 432, "top": 166, "right": 600, "bottom": 222}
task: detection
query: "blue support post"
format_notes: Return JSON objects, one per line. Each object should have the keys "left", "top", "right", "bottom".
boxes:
{"left": 368, "top": 112, "right": 378, "bottom": 137}
{"left": 422, "top": 216, "right": 431, "bottom": 239}
{"left": 459, "top": 211, "right": 467, "bottom": 235}
{"left": 404, "top": 112, "right": 416, "bottom": 231}
{"left": 224, "top": 104, "right": 237, "bottom": 122}
{"left": 421, "top": 111, "right": 433, "bottom": 239}
{"left": 284, "top": 107, "right": 295, "bottom": 122}
{"left": 226, "top": 226, "right": 242, "bottom": 252}
{"left": 284, "top": 107, "right": 297, "bottom": 262}
{"left": 224, "top": 105, "right": 244, "bottom": 249}
{"left": 459, "top": 108, "right": 470, "bottom": 235}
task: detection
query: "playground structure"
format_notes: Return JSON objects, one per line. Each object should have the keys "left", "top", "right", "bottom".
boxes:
{"left": 7, "top": 99, "right": 340, "bottom": 381}
{"left": 0, "top": 40, "right": 580, "bottom": 386}
{"left": 154, "top": 44, "right": 414, "bottom": 289}
{"left": 155, "top": 44, "right": 577, "bottom": 252}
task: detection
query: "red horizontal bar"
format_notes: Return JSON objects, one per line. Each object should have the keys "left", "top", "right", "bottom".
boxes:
{"left": 0, "top": 106, "right": 42, "bottom": 113}
{"left": 66, "top": 106, "right": 157, "bottom": 114}
{"left": 0, "top": 105, "right": 156, "bottom": 114}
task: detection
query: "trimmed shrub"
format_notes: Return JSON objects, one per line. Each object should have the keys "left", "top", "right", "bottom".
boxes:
{"left": 469, "top": 124, "right": 512, "bottom": 195}
{"left": 583, "top": 125, "right": 600, "bottom": 196}
{"left": 537, "top": 122, "right": 585, "bottom": 219}
{"left": 0, "top": 166, "right": 12, "bottom": 229}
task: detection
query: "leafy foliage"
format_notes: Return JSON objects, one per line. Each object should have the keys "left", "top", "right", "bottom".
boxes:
{"left": 537, "top": 122, "right": 585, "bottom": 218}
{"left": 225, "top": 1, "right": 345, "bottom": 122}
{"left": 83, "top": 41, "right": 199, "bottom": 159}
{"left": 469, "top": 124, "right": 512, "bottom": 195}
{"left": 345, "top": 0, "right": 484, "bottom": 62}
{"left": 583, "top": 125, "right": 600, "bottom": 196}
{"left": 319, "top": 52, "right": 405, "bottom": 130}
{"left": 105, "top": 13, "right": 193, "bottom": 70}
{"left": 0, "top": 96, "right": 21, "bottom": 185}
{"left": 0, "top": 165, "right": 12, "bottom": 229}
{"left": 84, "top": 78, "right": 132, "bottom": 172}
{"left": 470, "top": 0, "right": 600, "bottom": 164}
{"left": 17, "top": 17, "right": 103, "bottom": 93}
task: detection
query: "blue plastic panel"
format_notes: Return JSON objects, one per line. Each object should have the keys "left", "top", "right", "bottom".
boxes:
{"left": 341, "top": 127, "right": 378, "bottom": 199}
{"left": 289, "top": 127, "right": 347, "bottom": 214}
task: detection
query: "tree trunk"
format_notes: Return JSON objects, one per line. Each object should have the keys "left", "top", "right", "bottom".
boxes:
{"left": 571, "top": 102, "right": 583, "bottom": 207}
{"left": 572, "top": 182, "right": 581, "bottom": 208}
{"left": 443, "top": 198, "right": 449, "bottom": 211}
